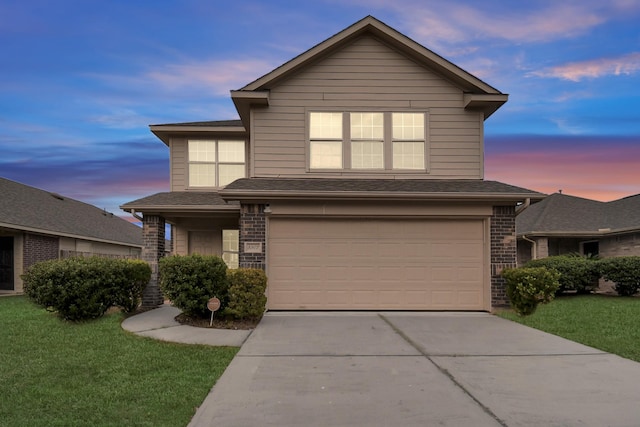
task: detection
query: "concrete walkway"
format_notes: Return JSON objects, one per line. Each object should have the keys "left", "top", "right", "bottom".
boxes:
{"left": 121, "top": 304, "right": 251, "bottom": 347}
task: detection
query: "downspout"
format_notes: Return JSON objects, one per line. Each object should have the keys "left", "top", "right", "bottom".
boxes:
{"left": 515, "top": 198, "right": 531, "bottom": 216}
{"left": 521, "top": 235, "right": 537, "bottom": 261}
{"left": 130, "top": 209, "right": 143, "bottom": 222}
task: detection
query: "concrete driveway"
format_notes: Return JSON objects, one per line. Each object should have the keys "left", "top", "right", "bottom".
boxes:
{"left": 189, "top": 312, "right": 640, "bottom": 427}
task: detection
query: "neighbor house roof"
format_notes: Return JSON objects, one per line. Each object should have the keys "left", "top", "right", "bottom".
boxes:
{"left": 0, "top": 177, "right": 142, "bottom": 247}
{"left": 517, "top": 193, "right": 640, "bottom": 237}
{"left": 220, "top": 178, "right": 545, "bottom": 202}
{"left": 230, "top": 15, "right": 507, "bottom": 127}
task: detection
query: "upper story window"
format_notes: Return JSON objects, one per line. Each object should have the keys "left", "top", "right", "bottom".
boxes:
{"left": 308, "top": 111, "right": 426, "bottom": 171}
{"left": 309, "top": 112, "right": 343, "bottom": 169}
{"left": 188, "top": 140, "right": 245, "bottom": 187}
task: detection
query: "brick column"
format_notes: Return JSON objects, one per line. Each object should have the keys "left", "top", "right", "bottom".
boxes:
{"left": 142, "top": 214, "right": 165, "bottom": 307}
{"left": 239, "top": 204, "right": 266, "bottom": 270}
{"left": 490, "top": 205, "right": 516, "bottom": 308}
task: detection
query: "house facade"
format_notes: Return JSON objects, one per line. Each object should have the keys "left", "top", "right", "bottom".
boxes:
{"left": 517, "top": 192, "right": 640, "bottom": 265}
{"left": 122, "top": 16, "right": 544, "bottom": 311}
{"left": 0, "top": 177, "right": 143, "bottom": 294}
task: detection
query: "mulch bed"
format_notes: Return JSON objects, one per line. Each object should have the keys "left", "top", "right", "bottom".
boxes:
{"left": 175, "top": 313, "right": 260, "bottom": 330}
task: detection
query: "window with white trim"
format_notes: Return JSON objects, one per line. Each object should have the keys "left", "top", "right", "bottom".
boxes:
{"left": 222, "top": 229, "right": 239, "bottom": 269}
{"left": 308, "top": 112, "right": 426, "bottom": 171}
{"left": 188, "top": 140, "right": 245, "bottom": 187}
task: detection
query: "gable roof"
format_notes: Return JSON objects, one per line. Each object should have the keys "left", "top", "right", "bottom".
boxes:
{"left": 221, "top": 178, "right": 544, "bottom": 202}
{"left": 231, "top": 16, "right": 507, "bottom": 125}
{"left": 517, "top": 193, "right": 640, "bottom": 237}
{"left": 0, "top": 177, "right": 142, "bottom": 247}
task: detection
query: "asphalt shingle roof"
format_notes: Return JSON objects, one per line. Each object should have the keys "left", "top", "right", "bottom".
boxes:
{"left": 0, "top": 177, "right": 142, "bottom": 246}
{"left": 121, "top": 191, "right": 239, "bottom": 208}
{"left": 517, "top": 192, "right": 640, "bottom": 235}
{"left": 222, "top": 178, "right": 543, "bottom": 195}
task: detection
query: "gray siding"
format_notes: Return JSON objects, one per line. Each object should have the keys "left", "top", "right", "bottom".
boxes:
{"left": 252, "top": 35, "right": 483, "bottom": 179}
{"left": 170, "top": 138, "right": 188, "bottom": 191}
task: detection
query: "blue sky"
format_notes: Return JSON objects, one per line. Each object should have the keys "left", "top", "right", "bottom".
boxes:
{"left": 2, "top": 0, "right": 639, "bottom": 220}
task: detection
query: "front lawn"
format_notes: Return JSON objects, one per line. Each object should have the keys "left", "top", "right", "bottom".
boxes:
{"left": 0, "top": 296, "right": 238, "bottom": 427}
{"left": 498, "top": 294, "right": 640, "bottom": 362}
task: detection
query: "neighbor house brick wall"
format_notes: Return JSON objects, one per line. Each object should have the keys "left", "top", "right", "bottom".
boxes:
{"left": 239, "top": 204, "right": 266, "bottom": 270}
{"left": 599, "top": 233, "right": 640, "bottom": 257}
{"left": 23, "top": 233, "right": 59, "bottom": 270}
{"left": 491, "top": 205, "right": 516, "bottom": 307}
{"left": 141, "top": 214, "right": 165, "bottom": 307}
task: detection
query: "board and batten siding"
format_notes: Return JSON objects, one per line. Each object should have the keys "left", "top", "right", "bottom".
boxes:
{"left": 170, "top": 139, "right": 188, "bottom": 191}
{"left": 251, "top": 35, "right": 484, "bottom": 179}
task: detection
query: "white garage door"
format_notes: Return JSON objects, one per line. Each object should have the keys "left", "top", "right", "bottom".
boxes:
{"left": 267, "top": 218, "right": 487, "bottom": 310}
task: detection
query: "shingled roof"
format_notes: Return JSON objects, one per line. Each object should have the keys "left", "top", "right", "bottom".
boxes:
{"left": 0, "top": 177, "right": 142, "bottom": 246}
{"left": 221, "top": 178, "right": 544, "bottom": 201}
{"left": 121, "top": 191, "right": 239, "bottom": 211}
{"left": 517, "top": 193, "right": 640, "bottom": 236}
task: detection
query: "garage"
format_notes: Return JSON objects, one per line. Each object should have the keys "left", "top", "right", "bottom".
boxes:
{"left": 267, "top": 217, "right": 488, "bottom": 310}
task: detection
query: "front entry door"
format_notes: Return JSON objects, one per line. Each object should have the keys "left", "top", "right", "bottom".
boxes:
{"left": 0, "top": 237, "right": 14, "bottom": 290}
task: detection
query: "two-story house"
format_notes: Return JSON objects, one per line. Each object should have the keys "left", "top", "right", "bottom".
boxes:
{"left": 122, "top": 16, "right": 544, "bottom": 311}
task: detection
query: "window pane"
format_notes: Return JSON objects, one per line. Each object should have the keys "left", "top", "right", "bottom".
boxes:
{"left": 393, "top": 142, "right": 425, "bottom": 169}
{"left": 218, "top": 141, "right": 245, "bottom": 163}
{"left": 352, "top": 141, "right": 384, "bottom": 169}
{"left": 222, "top": 230, "right": 239, "bottom": 252}
{"left": 310, "top": 141, "right": 342, "bottom": 169}
{"left": 219, "top": 164, "right": 245, "bottom": 186}
{"left": 189, "top": 163, "right": 216, "bottom": 186}
{"left": 188, "top": 140, "right": 216, "bottom": 161}
{"left": 392, "top": 113, "right": 424, "bottom": 140}
{"left": 310, "top": 112, "right": 342, "bottom": 139}
{"left": 351, "top": 112, "right": 383, "bottom": 140}
{"left": 222, "top": 252, "right": 239, "bottom": 269}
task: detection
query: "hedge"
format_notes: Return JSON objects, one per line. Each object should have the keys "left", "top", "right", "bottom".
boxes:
{"left": 599, "top": 257, "right": 640, "bottom": 296}
{"left": 501, "top": 267, "right": 560, "bottom": 316}
{"left": 225, "top": 268, "right": 267, "bottom": 320}
{"left": 525, "top": 255, "right": 599, "bottom": 294}
{"left": 23, "top": 257, "right": 151, "bottom": 321}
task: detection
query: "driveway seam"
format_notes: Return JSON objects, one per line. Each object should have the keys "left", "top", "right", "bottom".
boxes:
{"left": 379, "top": 314, "right": 508, "bottom": 427}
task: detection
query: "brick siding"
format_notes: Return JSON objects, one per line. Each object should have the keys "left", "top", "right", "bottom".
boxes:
{"left": 239, "top": 204, "right": 266, "bottom": 270}
{"left": 23, "top": 233, "right": 59, "bottom": 270}
{"left": 141, "top": 215, "right": 165, "bottom": 307}
{"left": 491, "top": 205, "right": 516, "bottom": 307}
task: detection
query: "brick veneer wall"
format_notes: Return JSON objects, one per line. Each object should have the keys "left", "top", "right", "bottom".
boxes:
{"left": 239, "top": 204, "right": 266, "bottom": 270}
{"left": 23, "top": 233, "right": 59, "bottom": 270}
{"left": 141, "top": 214, "right": 165, "bottom": 307}
{"left": 490, "top": 205, "right": 516, "bottom": 307}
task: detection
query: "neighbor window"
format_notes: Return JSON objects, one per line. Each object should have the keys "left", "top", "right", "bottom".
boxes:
{"left": 188, "top": 140, "right": 245, "bottom": 187}
{"left": 392, "top": 113, "right": 425, "bottom": 169}
{"left": 308, "top": 111, "right": 426, "bottom": 171}
{"left": 309, "top": 112, "right": 343, "bottom": 169}
{"left": 222, "top": 229, "right": 239, "bottom": 269}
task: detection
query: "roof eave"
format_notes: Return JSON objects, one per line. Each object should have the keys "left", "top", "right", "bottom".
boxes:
{"left": 121, "top": 204, "right": 240, "bottom": 213}
{"left": 221, "top": 189, "right": 543, "bottom": 203}
{"left": 463, "top": 94, "right": 509, "bottom": 119}
{"left": 230, "top": 91, "right": 270, "bottom": 129}
{"left": 149, "top": 125, "right": 248, "bottom": 146}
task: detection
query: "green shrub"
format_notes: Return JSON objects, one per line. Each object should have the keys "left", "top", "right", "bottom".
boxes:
{"left": 22, "top": 257, "right": 150, "bottom": 321}
{"left": 599, "top": 257, "right": 640, "bottom": 297}
{"left": 224, "top": 269, "right": 267, "bottom": 320}
{"left": 159, "top": 255, "right": 229, "bottom": 317}
{"left": 501, "top": 267, "right": 560, "bottom": 316}
{"left": 526, "top": 255, "right": 600, "bottom": 294}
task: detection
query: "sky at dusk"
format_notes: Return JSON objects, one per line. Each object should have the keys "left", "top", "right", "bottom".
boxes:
{"left": 2, "top": 0, "right": 639, "bottom": 221}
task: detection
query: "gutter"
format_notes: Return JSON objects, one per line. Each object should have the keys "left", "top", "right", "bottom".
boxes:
{"left": 515, "top": 198, "right": 531, "bottom": 216}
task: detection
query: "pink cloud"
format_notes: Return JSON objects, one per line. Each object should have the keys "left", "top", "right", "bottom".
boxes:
{"left": 486, "top": 144, "right": 640, "bottom": 201}
{"left": 530, "top": 52, "right": 640, "bottom": 81}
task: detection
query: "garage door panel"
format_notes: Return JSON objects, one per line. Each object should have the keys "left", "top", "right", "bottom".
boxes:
{"left": 268, "top": 218, "right": 486, "bottom": 310}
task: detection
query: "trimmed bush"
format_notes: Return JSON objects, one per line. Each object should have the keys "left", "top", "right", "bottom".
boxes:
{"left": 224, "top": 269, "right": 267, "bottom": 320}
{"left": 599, "top": 256, "right": 640, "bottom": 296}
{"left": 23, "top": 257, "right": 151, "bottom": 321}
{"left": 159, "top": 254, "right": 229, "bottom": 317}
{"left": 526, "top": 255, "right": 600, "bottom": 294}
{"left": 501, "top": 267, "right": 560, "bottom": 316}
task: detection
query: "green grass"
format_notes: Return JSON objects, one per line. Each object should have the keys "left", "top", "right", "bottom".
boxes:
{"left": 0, "top": 296, "right": 238, "bottom": 427}
{"left": 498, "top": 294, "right": 640, "bottom": 362}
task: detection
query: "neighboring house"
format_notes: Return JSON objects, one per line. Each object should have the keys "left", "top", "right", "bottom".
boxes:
{"left": 0, "top": 177, "right": 143, "bottom": 294}
{"left": 122, "top": 16, "right": 544, "bottom": 311}
{"left": 517, "top": 192, "right": 640, "bottom": 265}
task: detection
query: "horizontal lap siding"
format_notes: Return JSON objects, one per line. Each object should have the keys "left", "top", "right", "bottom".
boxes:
{"left": 252, "top": 35, "right": 482, "bottom": 179}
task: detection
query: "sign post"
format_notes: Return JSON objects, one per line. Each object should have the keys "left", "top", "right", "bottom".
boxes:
{"left": 207, "top": 297, "right": 221, "bottom": 327}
